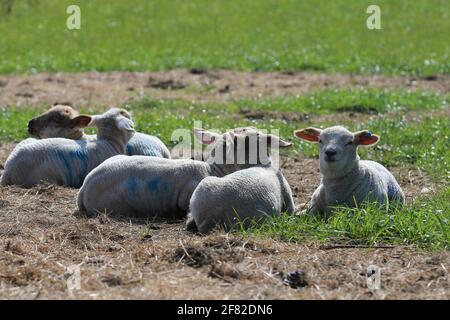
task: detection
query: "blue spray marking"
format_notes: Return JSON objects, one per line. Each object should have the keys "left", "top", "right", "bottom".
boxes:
{"left": 126, "top": 144, "right": 134, "bottom": 155}
{"left": 56, "top": 147, "right": 88, "bottom": 187}
{"left": 146, "top": 177, "right": 168, "bottom": 193}
{"left": 126, "top": 176, "right": 139, "bottom": 197}
{"left": 74, "top": 148, "right": 89, "bottom": 182}
{"left": 56, "top": 150, "right": 73, "bottom": 186}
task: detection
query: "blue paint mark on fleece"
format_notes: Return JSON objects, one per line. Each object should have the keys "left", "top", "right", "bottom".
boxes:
{"left": 126, "top": 176, "right": 139, "bottom": 197}
{"left": 126, "top": 144, "right": 134, "bottom": 156}
{"left": 56, "top": 147, "right": 88, "bottom": 187}
{"left": 147, "top": 177, "right": 168, "bottom": 193}
{"left": 56, "top": 150, "right": 73, "bottom": 186}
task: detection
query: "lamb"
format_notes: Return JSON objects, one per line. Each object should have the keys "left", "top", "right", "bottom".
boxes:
{"left": 28, "top": 105, "right": 170, "bottom": 158}
{"left": 1, "top": 108, "right": 135, "bottom": 188}
{"left": 28, "top": 105, "right": 93, "bottom": 141}
{"left": 77, "top": 127, "right": 292, "bottom": 218}
{"left": 294, "top": 126, "right": 405, "bottom": 215}
{"left": 186, "top": 164, "right": 294, "bottom": 234}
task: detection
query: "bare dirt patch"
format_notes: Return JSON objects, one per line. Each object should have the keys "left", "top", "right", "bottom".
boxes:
{"left": 0, "top": 70, "right": 448, "bottom": 108}
{"left": 0, "top": 143, "right": 447, "bottom": 299}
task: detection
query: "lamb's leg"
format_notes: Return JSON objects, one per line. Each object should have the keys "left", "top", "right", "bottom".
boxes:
{"left": 185, "top": 212, "right": 199, "bottom": 233}
{"left": 307, "top": 185, "right": 325, "bottom": 215}
{"left": 76, "top": 189, "right": 86, "bottom": 213}
{"left": 283, "top": 191, "right": 295, "bottom": 214}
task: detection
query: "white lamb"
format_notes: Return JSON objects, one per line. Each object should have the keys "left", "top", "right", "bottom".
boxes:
{"left": 294, "top": 126, "right": 405, "bottom": 215}
{"left": 27, "top": 105, "right": 170, "bottom": 158}
{"left": 186, "top": 164, "right": 294, "bottom": 234}
{"left": 1, "top": 108, "right": 135, "bottom": 188}
{"left": 77, "top": 127, "right": 292, "bottom": 218}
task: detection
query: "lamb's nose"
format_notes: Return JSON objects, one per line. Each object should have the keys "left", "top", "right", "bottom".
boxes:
{"left": 325, "top": 149, "right": 337, "bottom": 157}
{"left": 28, "top": 119, "right": 36, "bottom": 133}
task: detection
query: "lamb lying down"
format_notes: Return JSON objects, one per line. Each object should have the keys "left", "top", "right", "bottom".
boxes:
{"left": 187, "top": 164, "right": 294, "bottom": 234}
{"left": 1, "top": 108, "right": 135, "bottom": 188}
{"left": 294, "top": 126, "right": 405, "bottom": 215}
{"left": 27, "top": 105, "right": 170, "bottom": 158}
{"left": 77, "top": 127, "right": 292, "bottom": 218}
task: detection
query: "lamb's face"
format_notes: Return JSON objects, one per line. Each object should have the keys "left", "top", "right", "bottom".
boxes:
{"left": 294, "top": 126, "right": 380, "bottom": 176}
{"left": 90, "top": 108, "right": 135, "bottom": 140}
{"left": 195, "top": 126, "right": 291, "bottom": 167}
{"left": 317, "top": 126, "right": 357, "bottom": 171}
{"left": 230, "top": 127, "right": 272, "bottom": 165}
{"left": 28, "top": 105, "right": 84, "bottom": 139}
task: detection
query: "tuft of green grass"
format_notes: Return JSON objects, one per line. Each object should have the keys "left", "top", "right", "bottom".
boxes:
{"left": 0, "top": 107, "right": 36, "bottom": 141}
{"left": 0, "top": 0, "right": 448, "bottom": 75}
{"left": 361, "top": 115, "right": 450, "bottom": 181}
{"left": 239, "top": 188, "right": 450, "bottom": 250}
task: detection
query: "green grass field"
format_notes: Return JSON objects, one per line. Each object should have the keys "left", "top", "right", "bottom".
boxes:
{"left": 0, "top": 0, "right": 449, "bottom": 75}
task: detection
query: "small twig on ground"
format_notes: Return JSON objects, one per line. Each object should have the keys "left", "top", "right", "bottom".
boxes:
{"left": 179, "top": 239, "right": 191, "bottom": 258}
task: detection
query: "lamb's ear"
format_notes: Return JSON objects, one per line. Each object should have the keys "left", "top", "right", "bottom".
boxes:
{"left": 267, "top": 134, "right": 292, "bottom": 148}
{"left": 294, "top": 127, "right": 322, "bottom": 143}
{"left": 116, "top": 117, "right": 135, "bottom": 132}
{"left": 193, "top": 128, "right": 219, "bottom": 145}
{"left": 354, "top": 130, "right": 379, "bottom": 146}
{"left": 70, "top": 115, "right": 92, "bottom": 128}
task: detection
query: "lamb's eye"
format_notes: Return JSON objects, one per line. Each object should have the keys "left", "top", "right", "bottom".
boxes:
{"left": 346, "top": 141, "right": 353, "bottom": 146}
{"left": 319, "top": 139, "right": 323, "bottom": 144}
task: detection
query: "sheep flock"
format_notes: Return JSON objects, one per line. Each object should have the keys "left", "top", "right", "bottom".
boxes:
{"left": 1, "top": 105, "right": 405, "bottom": 233}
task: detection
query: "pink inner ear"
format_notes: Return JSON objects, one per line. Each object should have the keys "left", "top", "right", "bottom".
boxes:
{"left": 71, "top": 116, "right": 91, "bottom": 128}
{"left": 358, "top": 134, "right": 379, "bottom": 145}
{"left": 295, "top": 130, "right": 320, "bottom": 142}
